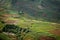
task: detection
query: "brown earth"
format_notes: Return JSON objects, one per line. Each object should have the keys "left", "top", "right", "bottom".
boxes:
{"left": 39, "top": 36, "right": 56, "bottom": 40}
{"left": 49, "top": 29, "right": 60, "bottom": 36}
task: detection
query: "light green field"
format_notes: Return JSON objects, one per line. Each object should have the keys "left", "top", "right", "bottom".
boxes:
{"left": 0, "top": 15, "right": 60, "bottom": 40}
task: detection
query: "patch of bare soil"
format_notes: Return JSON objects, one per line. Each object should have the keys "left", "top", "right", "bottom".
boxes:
{"left": 49, "top": 29, "right": 60, "bottom": 36}
{"left": 39, "top": 36, "right": 56, "bottom": 40}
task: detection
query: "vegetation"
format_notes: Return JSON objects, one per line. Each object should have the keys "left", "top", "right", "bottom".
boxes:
{"left": 2, "top": 24, "right": 31, "bottom": 40}
{"left": 0, "top": 33, "right": 11, "bottom": 40}
{"left": 0, "top": 0, "right": 60, "bottom": 40}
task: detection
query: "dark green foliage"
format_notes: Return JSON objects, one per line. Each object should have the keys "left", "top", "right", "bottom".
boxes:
{"left": 2, "top": 24, "right": 19, "bottom": 33}
{"left": 23, "top": 28, "right": 31, "bottom": 33}
{"left": 2, "top": 24, "right": 31, "bottom": 34}
{"left": 2, "top": 24, "right": 31, "bottom": 40}
{"left": 1, "top": 21, "right": 5, "bottom": 24}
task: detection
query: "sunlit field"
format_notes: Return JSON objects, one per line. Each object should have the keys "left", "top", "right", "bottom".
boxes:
{"left": 0, "top": 14, "right": 60, "bottom": 40}
{"left": 0, "top": 0, "right": 60, "bottom": 40}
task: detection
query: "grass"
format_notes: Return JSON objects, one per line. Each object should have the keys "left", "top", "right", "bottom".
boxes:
{"left": 0, "top": 33, "right": 11, "bottom": 40}
{"left": 0, "top": 13, "right": 57, "bottom": 28}
{"left": 0, "top": 15, "right": 60, "bottom": 40}
{"left": 16, "top": 17, "right": 56, "bottom": 32}
{"left": 3, "top": 16, "right": 57, "bottom": 32}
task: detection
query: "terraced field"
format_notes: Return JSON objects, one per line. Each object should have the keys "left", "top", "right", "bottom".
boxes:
{"left": 0, "top": 14, "right": 60, "bottom": 40}
{"left": 0, "top": 0, "right": 60, "bottom": 40}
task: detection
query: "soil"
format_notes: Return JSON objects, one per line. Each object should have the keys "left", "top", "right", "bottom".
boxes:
{"left": 49, "top": 29, "right": 60, "bottom": 36}
{"left": 39, "top": 36, "right": 56, "bottom": 40}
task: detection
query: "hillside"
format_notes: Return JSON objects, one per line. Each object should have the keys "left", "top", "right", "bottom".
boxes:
{"left": 10, "top": 0, "right": 60, "bottom": 23}
{"left": 0, "top": 0, "right": 60, "bottom": 40}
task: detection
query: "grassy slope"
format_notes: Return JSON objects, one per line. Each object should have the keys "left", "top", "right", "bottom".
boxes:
{"left": 15, "top": 16, "right": 56, "bottom": 32}
{"left": 16, "top": 16, "right": 60, "bottom": 40}
{"left": 0, "top": 13, "right": 60, "bottom": 40}
{"left": 4, "top": 14, "right": 58, "bottom": 33}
